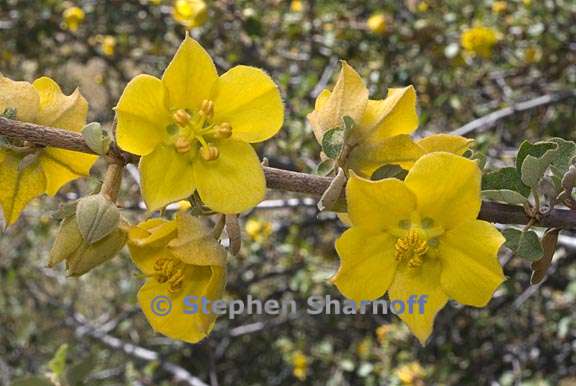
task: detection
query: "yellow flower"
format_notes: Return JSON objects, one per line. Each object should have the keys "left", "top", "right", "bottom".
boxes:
{"left": 522, "top": 0, "right": 531, "bottom": 5}
{"left": 356, "top": 337, "right": 372, "bottom": 359}
{"left": 172, "top": 0, "right": 208, "bottom": 29}
{"left": 62, "top": 6, "right": 85, "bottom": 32}
{"left": 367, "top": 12, "right": 389, "bottom": 35}
{"left": 115, "top": 36, "right": 284, "bottom": 214}
{"left": 307, "top": 62, "right": 470, "bottom": 177}
{"left": 395, "top": 362, "right": 426, "bottom": 385}
{"left": 292, "top": 351, "right": 309, "bottom": 381}
{"left": 0, "top": 76, "right": 97, "bottom": 226}
{"left": 375, "top": 324, "right": 393, "bottom": 344}
{"left": 128, "top": 211, "right": 227, "bottom": 343}
{"left": 290, "top": 0, "right": 303, "bottom": 12}
{"left": 245, "top": 218, "right": 272, "bottom": 242}
{"left": 417, "top": 1, "right": 429, "bottom": 12}
{"left": 332, "top": 153, "right": 505, "bottom": 343}
{"left": 491, "top": 1, "right": 508, "bottom": 14}
{"left": 523, "top": 46, "right": 542, "bottom": 64}
{"left": 100, "top": 35, "right": 117, "bottom": 57}
{"left": 460, "top": 26, "right": 499, "bottom": 58}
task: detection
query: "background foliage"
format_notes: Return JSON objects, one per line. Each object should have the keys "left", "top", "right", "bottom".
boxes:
{"left": 1, "top": 0, "right": 576, "bottom": 385}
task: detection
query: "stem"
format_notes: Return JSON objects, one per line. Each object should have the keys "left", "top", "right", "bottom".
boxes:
{"left": 100, "top": 162, "right": 124, "bottom": 203}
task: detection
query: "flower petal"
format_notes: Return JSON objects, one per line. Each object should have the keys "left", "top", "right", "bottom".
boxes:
{"left": 162, "top": 35, "right": 218, "bottom": 111}
{"left": 346, "top": 172, "right": 417, "bottom": 231}
{"left": 0, "top": 75, "right": 39, "bottom": 122}
{"left": 137, "top": 265, "right": 226, "bottom": 343}
{"left": 347, "top": 134, "right": 425, "bottom": 177}
{"left": 40, "top": 148, "right": 97, "bottom": 196}
{"left": 32, "top": 77, "right": 88, "bottom": 131}
{"left": 211, "top": 65, "right": 284, "bottom": 143}
{"left": 115, "top": 74, "right": 171, "bottom": 156}
{"left": 404, "top": 152, "right": 481, "bottom": 229}
{"left": 358, "top": 86, "right": 418, "bottom": 142}
{"left": 194, "top": 140, "right": 265, "bottom": 214}
{"left": 332, "top": 227, "right": 398, "bottom": 303}
{"left": 416, "top": 134, "right": 472, "bottom": 155}
{"left": 439, "top": 220, "right": 505, "bottom": 307}
{"left": 0, "top": 152, "right": 46, "bottom": 226}
{"left": 388, "top": 259, "right": 448, "bottom": 344}
{"left": 307, "top": 61, "right": 369, "bottom": 142}
{"left": 139, "top": 145, "right": 196, "bottom": 212}
{"left": 128, "top": 220, "right": 178, "bottom": 275}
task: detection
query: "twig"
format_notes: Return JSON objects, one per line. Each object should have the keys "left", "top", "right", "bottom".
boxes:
{"left": 450, "top": 91, "right": 576, "bottom": 136}
{"left": 3, "top": 117, "right": 576, "bottom": 229}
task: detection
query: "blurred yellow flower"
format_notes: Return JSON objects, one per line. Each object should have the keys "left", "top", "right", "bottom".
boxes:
{"left": 356, "top": 337, "right": 372, "bottom": 359}
{"left": 292, "top": 351, "right": 309, "bottom": 381}
{"left": 127, "top": 212, "right": 227, "bottom": 343}
{"left": 290, "top": 0, "right": 303, "bottom": 12}
{"left": 367, "top": 12, "right": 389, "bottom": 35}
{"left": 376, "top": 324, "right": 393, "bottom": 344}
{"left": 395, "top": 362, "right": 426, "bottom": 385}
{"left": 115, "top": 36, "right": 284, "bottom": 213}
{"left": 0, "top": 75, "right": 97, "bottom": 226}
{"left": 523, "top": 46, "right": 542, "bottom": 64}
{"left": 417, "top": 1, "right": 429, "bottom": 12}
{"left": 460, "top": 26, "right": 499, "bottom": 58}
{"left": 332, "top": 153, "right": 505, "bottom": 343}
{"left": 245, "top": 218, "right": 272, "bottom": 242}
{"left": 522, "top": 0, "right": 531, "bottom": 5}
{"left": 491, "top": 1, "right": 508, "bottom": 14}
{"left": 62, "top": 6, "right": 85, "bottom": 32}
{"left": 172, "top": 0, "right": 208, "bottom": 29}
{"left": 100, "top": 35, "right": 117, "bottom": 57}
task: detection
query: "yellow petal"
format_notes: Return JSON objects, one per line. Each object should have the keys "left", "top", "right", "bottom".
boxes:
{"left": 211, "top": 65, "right": 284, "bottom": 143}
{"left": 139, "top": 144, "right": 196, "bottom": 212}
{"left": 128, "top": 220, "right": 178, "bottom": 275}
{"left": 358, "top": 86, "right": 418, "bottom": 142}
{"left": 404, "top": 152, "right": 481, "bottom": 229}
{"left": 0, "top": 75, "right": 39, "bottom": 122}
{"left": 388, "top": 259, "right": 448, "bottom": 344}
{"left": 162, "top": 35, "right": 217, "bottom": 111}
{"left": 439, "top": 220, "right": 505, "bottom": 307}
{"left": 346, "top": 172, "right": 417, "bottom": 231}
{"left": 347, "top": 134, "right": 425, "bottom": 177}
{"left": 417, "top": 134, "right": 472, "bottom": 155}
{"left": 194, "top": 140, "right": 265, "bottom": 214}
{"left": 40, "top": 148, "right": 97, "bottom": 196}
{"left": 168, "top": 212, "right": 227, "bottom": 266}
{"left": 115, "top": 74, "right": 171, "bottom": 156}
{"left": 137, "top": 265, "right": 226, "bottom": 343}
{"left": 332, "top": 227, "right": 398, "bottom": 303}
{"left": 308, "top": 61, "right": 369, "bottom": 142}
{"left": 0, "top": 152, "right": 46, "bottom": 226}
{"left": 32, "top": 77, "right": 88, "bottom": 131}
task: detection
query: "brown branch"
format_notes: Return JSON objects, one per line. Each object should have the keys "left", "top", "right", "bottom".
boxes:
{"left": 2, "top": 116, "right": 576, "bottom": 229}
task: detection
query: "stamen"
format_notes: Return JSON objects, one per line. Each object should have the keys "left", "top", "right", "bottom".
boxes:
{"left": 175, "top": 136, "right": 192, "bottom": 153}
{"left": 200, "top": 99, "right": 214, "bottom": 118}
{"left": 153, "top": 257, "right": 185, "bottom": 293}
{"left": 200, "top": 145, "right": 220, "bottom": 161}
{"left": 173, "top": 109, "right": 192, "bottom": 127}
{"left": 395, "top": 229, "right": 429, "bottom": 269}
{"left": 213, "top": 122, "right": 232, "bottom": 139}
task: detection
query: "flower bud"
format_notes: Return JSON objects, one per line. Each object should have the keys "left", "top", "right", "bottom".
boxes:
{"left": 49, "top": 215, "right": 128, "bottom": 277}
{"left": 76, "top": 194, "right": 120, "bottom": 244}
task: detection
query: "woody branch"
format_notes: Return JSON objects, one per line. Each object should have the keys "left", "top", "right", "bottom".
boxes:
{"left": 1, "top": 116, "right": 575, "bottom": 229}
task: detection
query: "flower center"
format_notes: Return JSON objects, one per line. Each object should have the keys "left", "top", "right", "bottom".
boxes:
{"left": 392, "top": 213, "right": 444, "bottom": 270}
{"left": 168, "top": 99, "right": 232, "bottom": 161}
{"left": 153, "top": 257, "right": 185, "bottom": 294}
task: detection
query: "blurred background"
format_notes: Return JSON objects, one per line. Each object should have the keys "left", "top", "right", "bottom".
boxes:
{"left": 1, "top": 0, "right": 576, "bottom": 385}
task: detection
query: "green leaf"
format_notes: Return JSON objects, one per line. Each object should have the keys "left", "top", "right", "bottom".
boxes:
{"left": 521, "top": 145, "right": 559, "bottom": 188}
{"left": 316, "top": 158, "right": 336, "bottom": 176}
{"left": 503, "top": 228, "right": 543, "bottom": 261}
{"left": 482, "top": 190, "right": 530, "bottom": 205}
{"left": 65, "top": 355, "right": 96, "bottom": 386}
{"left": 82, "top": 122, "right": 111, "bottom": 155}
{"left": 2, "top": 107, "right": 17, "bottom": 119}
{"left": 548, "top": 137, "right": 576, "bottom": 178}
{"left": 371, "top": 164, "right": 408, "bottom": 180}
{"left": 515, "top": 140, "right": 556, "bottom": 174}
{"left": 322, "top": 127, "right": 345, "bottom": 159}
{"left": 48, "top": 343, "right": 69, "bottom": 379}
{"left": 482, "top": 167, "right": 530, "bottom": 197}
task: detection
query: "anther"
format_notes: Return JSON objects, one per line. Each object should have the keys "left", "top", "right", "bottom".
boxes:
{"left": 200, "top": 145, "right": 219, "bottom": 161}
{"left": 214, "top": 122, "right": 232, "bottom": 139}
{"left": 200, "top": 99, "right": 214, "bottom": 118}
{"left": 175, "top": 136, "right": 192, "bottom": 153}
{"left": 173, "top": 109, "right": 192, "bottom": 127}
